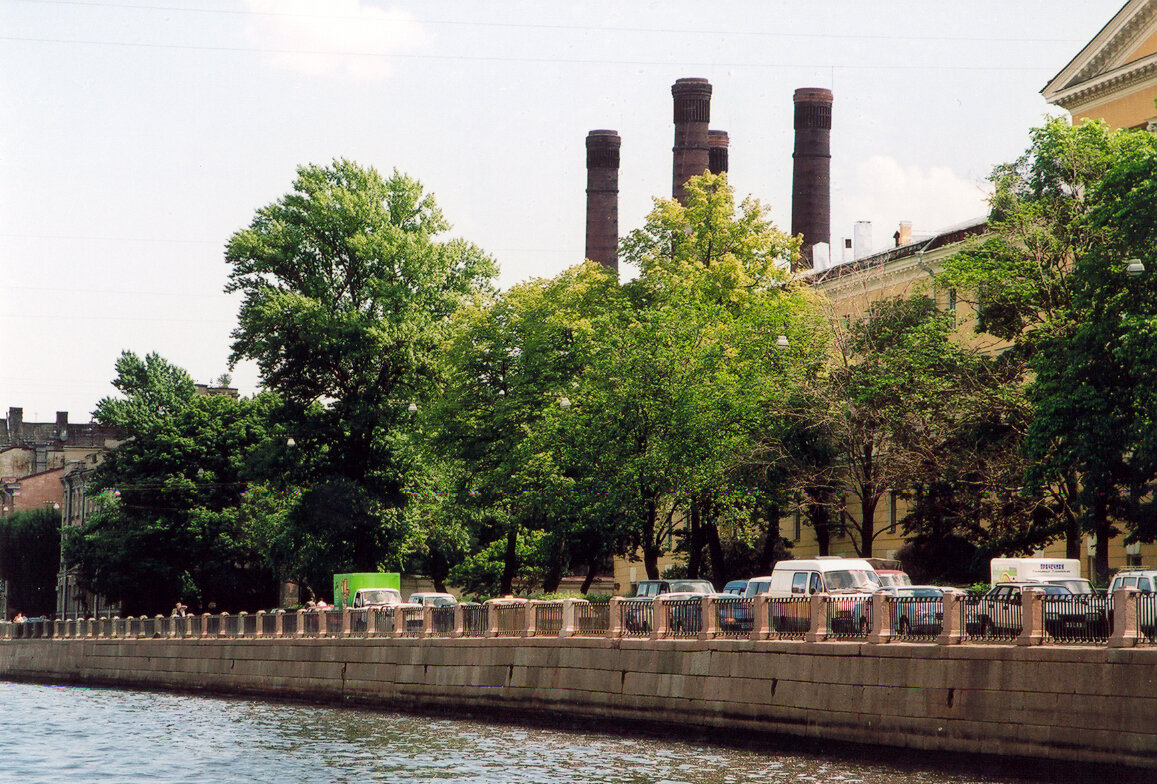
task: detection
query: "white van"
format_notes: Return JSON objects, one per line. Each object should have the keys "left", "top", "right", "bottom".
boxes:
{"left": 754, "top": 556, "right": 881, "bottom": 598}
{"left": 990, "top": 557, "right": 1081, "bottom": 586}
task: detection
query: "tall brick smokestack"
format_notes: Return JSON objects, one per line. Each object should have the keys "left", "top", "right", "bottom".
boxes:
{"left": 791, "top": 87, "right": 833, "bottom": 269}
{"left": 708, "top": 130, "right": 729, "bottom": 175}
{"left": 671, "top": 78, "right": 712, "bottom": 204}
{"left": 585, "top": 130, "right": 621, "bottom": 273}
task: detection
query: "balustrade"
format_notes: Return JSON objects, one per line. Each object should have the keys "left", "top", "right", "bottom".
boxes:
{"left": 3, "top": 591, "right": 1151, "bottom": 648}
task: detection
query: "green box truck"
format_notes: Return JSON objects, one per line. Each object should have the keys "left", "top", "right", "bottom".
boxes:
{"left": 333, "top": 572, "right": 401, "bottom": 610}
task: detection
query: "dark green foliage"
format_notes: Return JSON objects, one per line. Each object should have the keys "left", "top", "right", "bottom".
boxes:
{"left": 0, "top": 508, "right": 61, "bottom": 619}
{"left": 67, "top": 377, "right": 282, "bottom": 615}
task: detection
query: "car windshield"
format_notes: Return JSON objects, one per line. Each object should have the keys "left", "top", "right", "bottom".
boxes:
{"left": 360, "top": 590, "right": 399, "bottom": 605}
{"left": 670, "top": 580, "right": 715, "bottom": 594}
{"left": 1047, "top": 580, "right": 1093, "bottom": 595}
{"left": 897, "top": 588, "right": 942, "bottom": 598}
{"left": 825, "top": 570, "right": 880, "bottom": 591}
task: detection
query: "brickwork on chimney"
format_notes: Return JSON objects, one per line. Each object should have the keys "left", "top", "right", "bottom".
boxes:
{"left": 791, "top": 87, "right": 833, "bottom": 269}
{"left": 671, "top": 78, "right": 712, "bottom": 204}
{"left": 585, "top": 130, "right": 621, "bottom": 272}
{"left": 708, "top": 130, "right": 729, "bottom": 175}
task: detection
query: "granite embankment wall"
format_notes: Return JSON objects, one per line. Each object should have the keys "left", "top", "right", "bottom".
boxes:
{"left": 2, "top": 635, "right": 1155, "bottom": 770}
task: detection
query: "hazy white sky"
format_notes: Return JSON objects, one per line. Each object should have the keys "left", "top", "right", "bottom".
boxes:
{"left": 1, "top": 0, "right": 1124, "bottom": 422}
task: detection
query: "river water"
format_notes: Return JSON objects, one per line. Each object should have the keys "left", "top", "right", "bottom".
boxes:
{"left": 0, "top": 681, "right": 1119, "bottom": 784}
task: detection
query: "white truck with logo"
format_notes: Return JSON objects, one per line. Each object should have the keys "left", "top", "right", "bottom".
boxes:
{"left": 990, "top": 558, "right": 1081, "bottom": 585}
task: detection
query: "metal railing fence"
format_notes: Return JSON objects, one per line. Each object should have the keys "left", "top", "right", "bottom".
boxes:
{"left": 6, "top": 590, "right": 1157, "bottom": 647}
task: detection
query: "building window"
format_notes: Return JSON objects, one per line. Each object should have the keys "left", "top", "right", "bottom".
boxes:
{"left": 946, "top": 288, "right": 957, "bottom": 328}
{"left": 888, "top": 490, "right": 898, "bottom": 533}
{"left": 792, "top": 508, "right": 801, "bottom": 542}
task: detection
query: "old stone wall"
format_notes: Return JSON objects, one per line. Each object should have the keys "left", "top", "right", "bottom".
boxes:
{"left": 1, "top": 636, "right": 1154, "bottom": 769}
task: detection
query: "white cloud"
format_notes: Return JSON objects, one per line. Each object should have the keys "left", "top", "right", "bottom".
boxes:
{"left": 834, "top": 155, "right": 992, "bottom": 257}
{"left": 243, "top": 0, "right": 426, "bottom": 80}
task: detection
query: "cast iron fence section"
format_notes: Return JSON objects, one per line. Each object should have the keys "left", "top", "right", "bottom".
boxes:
{"left": 462, "top": 604, "right": 487, "bottom": 637}
{"left": 621, "top": 600, "right": 653, "bottom": 637}
{"left": 494, "top": 603, "right": 526, "bottom": 637}
{"left": 891, "top": 596, "right": 943, "bottom": 641}
{"left": 767, "top": 597, "right": 810, "bottom": 638}
{"left": 575, "top": 602, "right": 610, "bottom": 636}
{"left": 1042, "top": 594, "right": 1110, "bottom": 645}
{"left": 664, "top": 597, "right": 702, "bottom": 638}
{"left": 534, "top": 602, "right": 563, "bottom": 637}
{"left": 715, "top": 596, "right": 751, "bottom": 638}
{"left": 826, "top": 594, "right": 871, "bottom": 640}
{"left": 397, "top": 606, "right": 423, "bottom": 637}
{"left": 432, "top": 606, "right": 455, "bottom": 637}
{"left": 960, "top": 593, "right": 1019, "bottom": 642}
{"left": 1142, "top": 594, "right": 1157, "bottom": 644}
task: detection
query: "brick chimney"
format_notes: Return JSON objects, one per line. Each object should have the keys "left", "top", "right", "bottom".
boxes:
{"left": 791, "top": 87, "right": 833, "bottom": 270}
{"left": 894, "top": 221, "right": 913, "bottom": 247}
{"left": 585, "top": 130, "right": 621, "bottom": 273}
{"left": 7, "top": 407, "right": 22, "bottom": 443}
{"left": 708, "top": 130, "right": 729, "bottom": 175}
{"left": 671, "top": 78, "right": 712, "bottom": 204}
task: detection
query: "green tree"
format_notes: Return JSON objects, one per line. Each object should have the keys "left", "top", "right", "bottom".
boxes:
{"left": 940, "top": 119, "right": 1157, "bottom": 579}
{"left": 225, "top": 160, "right": 496, "bottom": 585}
{"left": 0, "top": 507, "right": 61, "bottom": 619}
{"left": 429, "top": 263, "right": 612, "bottom": 595}
{"left": 587, "top": 172, "right": 824, "bottom": 582}
{"left": 1024, "top": 127, "right": 1157, "bottom": 581}
{"left": 66, "top": 356, "right": 283, "bottom": 615}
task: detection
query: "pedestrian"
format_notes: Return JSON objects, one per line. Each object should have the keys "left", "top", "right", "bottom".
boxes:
{"left": 12, "top": 612, "right": 25, "bottom": 623}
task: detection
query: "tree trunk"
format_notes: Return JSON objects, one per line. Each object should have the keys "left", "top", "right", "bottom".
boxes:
{"left": 859, "top": 494, "right": 879, "bottom": 558}
{"left": 499, "top": 527, "right": 518, "bottom": 596}
{"left": 759, "top": 503, "right": 782, "bottom": 573}
{"left": 705, "top": 519, "right": 726, "bottom": 589}
{"left": 687, "top": 500, "right": 703, "bottom": 578}
{"left": 580, "top": 560, "right": 598, "bottom": 595}
{"left": 643, "top": 496, "right": 660, "bottom": 579}
{"left": 1093, "top": 494, "right": 1111, "bottom": 585}
{"left": 541, "top": 532, "right": 564, "bottom": 593}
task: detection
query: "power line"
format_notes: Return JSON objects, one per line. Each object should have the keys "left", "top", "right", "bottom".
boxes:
{"left": 16, "top": 0, "right": 1091, "bottom": 45}
{"left": 1, "top": 34, "right": 1061, "bottom": 72}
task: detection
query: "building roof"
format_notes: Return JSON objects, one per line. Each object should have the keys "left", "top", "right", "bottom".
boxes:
{"left": 1041, "top": 0, "right": 1157, "bottom": 126}
{"left": 804, "top": 217, "right": 988, "bottom": 285}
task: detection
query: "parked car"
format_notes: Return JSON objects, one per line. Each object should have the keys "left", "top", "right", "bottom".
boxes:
{"left": 972, "top": 582, "right": 1105, "bottom": 639}
{"left": 1106, "top": 568, "right": 1157, "bottom": 637}
{"left": 622, "top": 580, "right": 716, "bottom": 633}
{"left": 722, "top": 580, "right": 748, "bottom": 596}
{"left": 406, "top": 592, "right": 457, "bottom": 608}
{"left": 879, "top": 586, "right": 952, "bottom": 636}
{"left": 876, "top": 570, "right": 913, "bottom": 588}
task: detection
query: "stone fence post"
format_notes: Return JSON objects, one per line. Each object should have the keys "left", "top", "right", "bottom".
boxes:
{"left": 452, "top": 603, "right": 465, "bottom": 638}
{"left": 274, "top": 609, "right": 284, "bottom": 638}
{"left": 937, "top": 592, "right": 963, "bottom": 645}
{"left": 870, "top": 594, "right": 893, "bottom": 644}
{"left": 486, "top": 599, "right": 501, "bottom": 638}
{"left": 652, "top": 596, "right": 670, "bottom": 640}
{"left": 1017, "top": 587, "right": 1045, "bottom": 646}
{"left": 806, "top": 593, "right": 829, "bottom": 642}
{"left": 560, "top": 598, "right": 580, "bottom": 638}
{"left": 607, "top": 597, "right": 623, "bottom": 639}
{"left": 751, "top": 595, "right": 771, "bottom": 641}
{"left": 1109, "top": 587, "right": 1142, "bottom": 648}
{"left": 295, "top": 609, "right": 306, "bottom": 638}
{"left": 341, "top": 607, "right": 352, "bottom": 638}
{"left": 525, "top": 601, "right": 540, "bottom": 638}
{"left": 422, "top": 605, "right": 435, "bottom": 638}
{"left": 699, "top": 595, "right": 719, "bottom": 641}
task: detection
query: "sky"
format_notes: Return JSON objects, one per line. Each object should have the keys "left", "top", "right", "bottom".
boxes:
{"left": 0, "top": 0, "right": 1126, "bottom": 423}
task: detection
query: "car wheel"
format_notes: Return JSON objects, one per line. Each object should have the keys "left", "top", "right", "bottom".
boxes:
{"left": 898, "top": 617, "right": 911, "bottom": 636}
